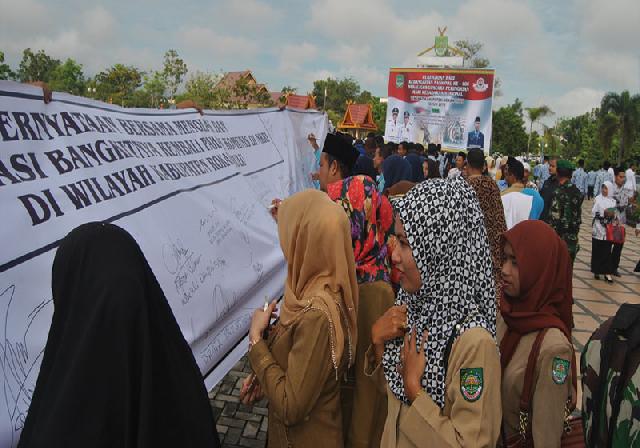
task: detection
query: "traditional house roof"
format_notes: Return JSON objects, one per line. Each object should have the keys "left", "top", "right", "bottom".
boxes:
{"left": 285, "top": 94, "right": 317, "bottom": 109}
{"left": 338, "top": 101, "right": 378, "bottom": 131}
{"left": 269, "top": 92, "right": 284, "bottom": 106}
{"left": 268, "top": 92, "right": 318, "bottom": 109}
{"left": 216, "top": 70, "right": 255, "bottom": 90}
{"left": 215, "top": 70, "right": 271, "bottom": 108}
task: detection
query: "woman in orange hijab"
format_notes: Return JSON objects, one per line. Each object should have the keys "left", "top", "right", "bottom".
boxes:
{"left": 242, "top": 190, "right": 358, "bottom": 448}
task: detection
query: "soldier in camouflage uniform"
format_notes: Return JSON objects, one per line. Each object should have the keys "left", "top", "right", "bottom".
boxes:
{"left": 581, "top": 303, "right": 640, "bottom": 447}
{"left": 544, "top": 160, "right": 584, "bottom": 262}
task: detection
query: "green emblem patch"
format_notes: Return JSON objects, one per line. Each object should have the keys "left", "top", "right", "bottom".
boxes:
{"left": 460, "top": 368, "right": 483, "bottom": 402}
{"left": 395, "top": 74, "right": 405, "bottom": 88}
{"left": 552, "top": 357, "right": 570, "bottom": 385}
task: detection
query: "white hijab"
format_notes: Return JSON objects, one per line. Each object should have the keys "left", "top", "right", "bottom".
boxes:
{"left": 593, "top": 181, "right": 616, "bottom": 216}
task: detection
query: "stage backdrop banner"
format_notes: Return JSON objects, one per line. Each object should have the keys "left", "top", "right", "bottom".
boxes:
{"left": 384, "top": 68, "right": 495, "bottom": 152}
{"left": 0, "top": 81, "right": 326, "bottom": 447}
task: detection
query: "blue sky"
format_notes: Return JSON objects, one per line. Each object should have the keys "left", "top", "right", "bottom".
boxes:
{"left": 1, "top": 0, "right": 638, "bottom": 126}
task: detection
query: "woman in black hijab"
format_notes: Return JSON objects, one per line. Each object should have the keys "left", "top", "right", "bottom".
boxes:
{"left": 18, "top": 222, "right": 220, "bottom": 448}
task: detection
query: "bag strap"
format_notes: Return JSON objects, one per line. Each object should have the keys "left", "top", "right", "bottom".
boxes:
{"left": 519, "top": 329, "right": 549, "bottom": 412}
{"left": 517, "top": 329, "right": 578, "bottom": 441}
{"left": 443, "top": 314, "right": 469, "bottom": 378}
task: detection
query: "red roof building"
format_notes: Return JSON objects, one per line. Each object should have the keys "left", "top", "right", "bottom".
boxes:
{"left": 285, "top": 94, "right": 317, "bottom": 109}
{"left": 269, "top": 92, "right": 318, "bottom": 109}
{"left": 337, "top": 101, "right": 378, "bottom": 138}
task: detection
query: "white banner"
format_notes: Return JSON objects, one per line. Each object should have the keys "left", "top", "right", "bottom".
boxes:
{"left": 0, "top": 81, "right": 326, "bottom": 447}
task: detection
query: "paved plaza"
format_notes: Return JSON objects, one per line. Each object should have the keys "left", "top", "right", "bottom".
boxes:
{"left": 210, "top": 199, "right": 640, "bottom": 448}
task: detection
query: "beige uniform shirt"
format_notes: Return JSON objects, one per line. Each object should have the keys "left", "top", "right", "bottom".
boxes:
{"left": 249, "top": 305, "right": 345, "bottom": 448}
{"left": 498, "top": 320, "right": 574, "bottom": 447}
{"left": 366, "top": 327, "right": 502, "bottom": 447}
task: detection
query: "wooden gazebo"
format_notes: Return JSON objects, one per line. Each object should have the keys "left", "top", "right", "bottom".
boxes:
{"left": 337, "top": 101, "right": 378, "bottom": 139}
{"left": 269, "top": 92, "right": 318, "bottom": 109}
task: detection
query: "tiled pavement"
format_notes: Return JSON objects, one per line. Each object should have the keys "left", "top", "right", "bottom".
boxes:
{"left": 209, "top": 199, "right": 640, "bottom": 447}
{"left": 571, "top": 200, "right": 639, "bottom": 409}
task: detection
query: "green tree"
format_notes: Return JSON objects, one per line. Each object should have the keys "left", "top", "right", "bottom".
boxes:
{"left": 599, "top": 90, "right": 640, "bottom": 164}
{"left": 371, "top": 100, "right": 387, "bottom": 133}
{"left": 454, "top": 40, "right": 489, "bottom": 68}
{"left": 128, "top": 89, "right": 152, "bottom": 108}
{"left": 143, "top": 70, "right": 167, "bottom": 108}
{"left": 181, "top": 71, "right": 227, "bottom": 108}
{"left": 281, "top": 85, "right": 297, "bottom": 94}
{"left": 556, "top": 111, "right": 599, "bottom": 163}
{"left": 599, "top": 113, "right": 619, "bottom": 162}
{"left": 312, "top": 77, "right": 361, "bottom": 115}
{"left": 543, "top": 126, "right": 562, "bottom": 156}
{"left": 0, "top": 51, "right": 15, "bottom": 80}
{"left": 95, "top": 64, "right": 143, "bottom": 106}
{"left": 525, "top": 105, "right": 554, "bottom": 153}
{"left": 453, "top": 40, "right": 501, "bottom": 96}
{"left": 492, "top": 99, "right": 528, "bottom": 155}
{"left": 278, "top": 85, "right": 297, "bottom": 104}
{"left": 228, "top": 77, "right": 272, "bottom": 109}
{"left": 48, "top": 58, "right": 85, "bottom": 95}
{"left": 17, "top": 48, "right": 60, "bottom": 82}
{"left": 162, "top": 49, "right": 188, "bottom": 102}
{"left": 356, "top": 90, "right": 375, "bottom": 104}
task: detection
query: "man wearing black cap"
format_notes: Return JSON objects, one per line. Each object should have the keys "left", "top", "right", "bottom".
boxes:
{"left": 386, "top": 107, "right": 401, "bottom": 142}
{"left": 317, "top": 133, "right": 360, "bottom": 191}
{"left": 467, "top": 116, "right": 484, "bottom": 149}
{"left": 270, "top": 133, "right": 361, "bottom": 217}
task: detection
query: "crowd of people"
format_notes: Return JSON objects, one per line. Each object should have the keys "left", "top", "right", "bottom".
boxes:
{"left": 18, "top": 125, "right": 640, "bottom": 447}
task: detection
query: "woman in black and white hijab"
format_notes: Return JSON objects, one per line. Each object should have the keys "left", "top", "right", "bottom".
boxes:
{"left": 367, "top": 178, "right": 502, "bottom": 447}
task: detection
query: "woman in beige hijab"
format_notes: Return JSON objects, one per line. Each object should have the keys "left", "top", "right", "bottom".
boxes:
{"left": 242, "top": 189, "right": 358, "bottom": 448}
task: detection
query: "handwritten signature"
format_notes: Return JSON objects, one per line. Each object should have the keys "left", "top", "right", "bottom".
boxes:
{"left": 0, "top": 285, "right": 52, "bottom": 445}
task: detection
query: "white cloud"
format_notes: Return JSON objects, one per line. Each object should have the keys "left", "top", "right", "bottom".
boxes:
{"left": 328, "top": 44, "right": 371, "bottom": 66}
{"left": 579, "top": 0, "right": 640, "bottom": 54}
{"left": 301, "top": 68, "right": 336, "bottom": 90}
{"left": 575, "top": 0, "right": 640, "bottom": 91}
{"left": 80, "top": 6, "right": 116, "bottom": 43}
{"left": 342, "top": 66, "right": 386, "bottom": 91}
{"left": 0, "top": 0, "right": 49, "bottom": 34}
{"left": 179, "top": 26, "right": 259, "bottom": 58}
{"left": 308, "top": 0, "right": 391, "bottom": 42}
{"left": 582, "top": 53, "right": 639, "bottom": 90}
{"left": 278, "top": 42, "right": 318, "bottom": 73}
{"left": 538, "top": 87, "right": 604, "bottom": 125}
{"left": 217, "top": 0, "right": 283, "bottom": 29}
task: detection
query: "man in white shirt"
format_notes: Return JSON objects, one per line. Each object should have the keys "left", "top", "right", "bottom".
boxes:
{"left": 610, "top": 166, "right": 636, "bottom": 276}
{"left": 399, "top": 111, "right": 413, "bottom": 142}
{"left": 385, "top": 107, "right": 401, "bottom": 143}
{"left": 606, "top": 160, "right": 615, "bottom": 183}
{"left": 501, "top": 158, "right": 534, "bottom": 229}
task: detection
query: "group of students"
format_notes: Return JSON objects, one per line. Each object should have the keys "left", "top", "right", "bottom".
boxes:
{"left": 16, "top": 128, "right": 636, "bottom": 448}
{"left": 255, "top": 133, "right": 580, "bottom": 447}
{"left": 589, "top": 163, "right": 640, "bottom": 280}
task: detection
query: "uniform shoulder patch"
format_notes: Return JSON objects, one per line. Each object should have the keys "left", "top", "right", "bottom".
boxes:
{"left": 460, "top": 368, "right": 483, "bottom": 402}
{"left": 552, "top": 357, "right": 570, "bottom": 385}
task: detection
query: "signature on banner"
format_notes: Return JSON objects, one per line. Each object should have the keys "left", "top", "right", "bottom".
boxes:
{"left": 0, "top": 285, "right": 52, "bottom": 447}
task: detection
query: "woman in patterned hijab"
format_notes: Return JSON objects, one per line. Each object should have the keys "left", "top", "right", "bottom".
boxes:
{"left": 368, "top": 178, "right": 502, "bottom": 447}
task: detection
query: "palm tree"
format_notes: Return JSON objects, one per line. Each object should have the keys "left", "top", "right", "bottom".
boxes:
{"left": 598, "top": 113, "right": 618, "bottom": 162}
{"left": 526, "top": 106, "right": 554, "bottom": 154}
{"left": 600, "top": 91, "right": 640, "bottom": 164}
